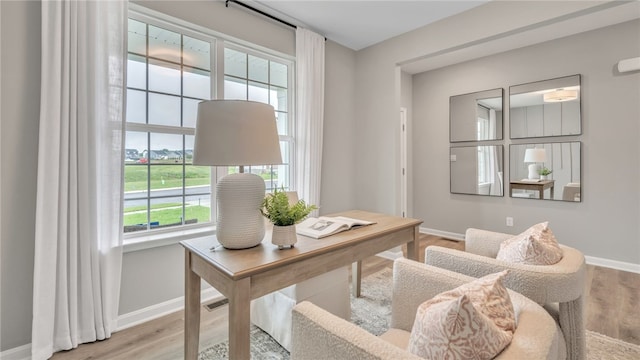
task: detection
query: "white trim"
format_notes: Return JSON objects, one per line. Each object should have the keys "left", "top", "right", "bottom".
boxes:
{"left": 116, "top": 287, "right": 223, "bottom": 331}
{"left": 585, "top": 255, "right": 640, "bottom": 274}
{"left": 123, "top": 225, "right": 215, "bottom": 253}
{"left": 420, "top": 227, "right": 466, "bottom": 241}
{"left": 0, "top": 288, "right": 224, "bottom": 360}
{"left": 420, "top": 227, "right": 639, "bottom": 273}
{"left": 0, "top": 343, "right": 31, "bottom": 360}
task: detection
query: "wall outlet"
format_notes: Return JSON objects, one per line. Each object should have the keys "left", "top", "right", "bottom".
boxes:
{"left": 506, "top": 217, "right": 514, "bottom": 227}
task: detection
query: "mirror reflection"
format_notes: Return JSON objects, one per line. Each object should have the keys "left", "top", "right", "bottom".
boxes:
{"left": 509, "top": 142, "right": 581, "bottom": 202}
{"left": 450, "top": 88, "right": 503, "bottom": 142}
{"left": 510, "top": 75, "right": 581, "bottom": 139}
{"left": 451, "top": 145, "right": 504, "bottom": 196}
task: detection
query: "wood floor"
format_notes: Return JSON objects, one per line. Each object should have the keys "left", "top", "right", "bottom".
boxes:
{"left": 50, "top": 235, "right": 640, "bottom": 359}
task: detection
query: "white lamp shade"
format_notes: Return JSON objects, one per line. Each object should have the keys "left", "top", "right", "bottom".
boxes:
{"left": 193, "top": 100, "right": 282, "bottom": 166}
{"left": 524, "top": 148, "right": 546, "bottom": 163}
{"left": 192, "top": 100, "right": 282, "bottom": 249}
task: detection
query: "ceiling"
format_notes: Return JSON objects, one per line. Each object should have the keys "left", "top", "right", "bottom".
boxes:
{"left": 249, "top": 0, "right": 490, "bottom": 50}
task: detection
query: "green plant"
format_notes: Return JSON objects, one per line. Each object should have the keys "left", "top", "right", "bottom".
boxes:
{"left": 261, "top": 188, "right": 317, "bottom": 226}
{"left": 538, "top": 167, "right": 553, "bottom": 176}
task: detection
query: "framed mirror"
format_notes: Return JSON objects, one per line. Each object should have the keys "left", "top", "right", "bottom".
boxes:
{"left": 451, "top": 145, "right": 504, "bottom": 196}
{"left": 510, "top": 74, "right": 581, "bottom": 139}
{"left": 450, "top": 88, "right": 503, "bottom": 142}
{"left": 509, "top": 142, "right": 581, "bottom": 202}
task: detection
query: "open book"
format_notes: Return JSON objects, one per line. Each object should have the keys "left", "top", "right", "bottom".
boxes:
{"left": 296, "top": 216, "right": 376, "bottom": 239}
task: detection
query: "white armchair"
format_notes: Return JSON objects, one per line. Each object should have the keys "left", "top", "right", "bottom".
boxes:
{"left": 425, "top": 228, "right": 586, "bottom": 360}
{"left": 291, "top": 258, "right": 566, "bottom": 360}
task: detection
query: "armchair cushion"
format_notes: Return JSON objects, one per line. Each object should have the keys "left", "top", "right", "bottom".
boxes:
{"left": 496, "top": 222, "right": 563, "bottom": 265}
{"left": 408, "top": 294, "right": 513, "bottom": 360}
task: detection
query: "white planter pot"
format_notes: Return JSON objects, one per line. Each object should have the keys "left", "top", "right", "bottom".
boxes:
{"left": 272, "top": 225, "right": 297, "bottom": 249}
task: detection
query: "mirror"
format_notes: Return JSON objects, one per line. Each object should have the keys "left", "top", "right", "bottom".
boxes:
{"left": 510, "top": 75, "right": 581, "bottom": 139}
{"left": 450, "top": 88, "right": 503, "bottom": 142}
{"left": 451, "top": 145, "right": 504, "bottom": 196}
{"left": 509, "top": 142, "right": 581, "bottom": 202}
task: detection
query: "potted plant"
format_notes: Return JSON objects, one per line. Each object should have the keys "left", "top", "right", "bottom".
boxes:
{"left": 538, "top": 167, "right": 552, "bottom": 180}
{"left": 261, "top": 188, "right": 317, "bottom": 249}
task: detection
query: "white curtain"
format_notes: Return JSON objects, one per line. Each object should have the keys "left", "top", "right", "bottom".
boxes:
{"left": 32, "top": 1, "right": 126, "bottom": 359}
{"left": 295, "top": 28, "right": 325, "bottom": 213}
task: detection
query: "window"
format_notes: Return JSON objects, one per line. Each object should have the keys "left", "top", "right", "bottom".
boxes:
{"left": 123, "top": 11, "right": 294, "bottom": 239}
{"left": 124, "top": 17, "right": 213, "bottom": 235}
{"left": 222, "top": 46, "right": 293, "bottom": 192}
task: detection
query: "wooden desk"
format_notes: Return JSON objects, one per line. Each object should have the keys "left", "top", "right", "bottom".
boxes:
{"left": 181, "top": 210, "right": 422, "bottom": 360}
{"left": 510, "top": 179, "right": 555, "bottom": 199}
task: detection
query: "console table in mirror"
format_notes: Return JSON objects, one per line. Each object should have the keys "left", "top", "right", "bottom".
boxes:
{"left": 450, "top": 88, "right": 503, "bottom": 142}
{"left": 451, "top": 145, "right": 504, "bottom": 196}
{"left": 509, "top": 142, "right": 581, "bottom": 202}
{"left": 510, "top": 75, "right": 581, "bottom": 139}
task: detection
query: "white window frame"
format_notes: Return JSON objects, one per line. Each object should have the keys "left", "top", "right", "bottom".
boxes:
{"left": 124, "top": 5, "right": 296, "bottom": 252}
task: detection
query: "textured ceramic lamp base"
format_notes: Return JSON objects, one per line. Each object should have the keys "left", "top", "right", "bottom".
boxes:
{"left": 528, "top": 163, "right": 540, "bottom": 180}
{"left": 216, "top": 173, "right": 265, "bottom": 249}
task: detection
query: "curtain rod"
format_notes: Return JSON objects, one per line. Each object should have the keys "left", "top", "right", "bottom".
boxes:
{"left": 226, "top": 0, "right": 297, "bottom": 30}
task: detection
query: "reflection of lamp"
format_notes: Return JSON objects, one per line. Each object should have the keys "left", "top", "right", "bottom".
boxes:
{"left": 543, "top": 89, "right": 578, "bottom": 102}
{"left": 524, "top": 148, "right": 546, "bottom": 180}
{"left": 194, "top": 100, "right": 282, "bottom": 249}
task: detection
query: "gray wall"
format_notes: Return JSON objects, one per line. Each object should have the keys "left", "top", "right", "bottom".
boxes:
{"left": 0, "top": 0, "right": 357, "bottom": 352}
{"left": 352, "top": 0, "right": 611, "bottom": 216}
{"left": 320, "top": 41, "right": 357, "bottom": 215}
{"left": 411, "top": 20, "right": 640, "bottom": 264}
{"left": 1, "top": 1, "right": 41, "bottom": 351}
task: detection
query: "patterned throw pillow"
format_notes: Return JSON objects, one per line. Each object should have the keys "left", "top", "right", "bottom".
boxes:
{"left": 496, "top": 221, "right": 563, "bottom": 265}
{"left": 407, "top": 271, "right": 516, "bottom": 360}
{"left": 408, "top": 295, "right": 513, "bottom": 360}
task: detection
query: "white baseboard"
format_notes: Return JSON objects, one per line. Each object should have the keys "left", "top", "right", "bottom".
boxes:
{"left": 420, "top": 227, "right": 465, "bottom": 241}
{"left": 0, "top": 343, "right": 30, "bottom": 360}
{"left": 117, "top": 287, "right": 223, "bottom": 331}
{"left": 585, "top": 255, "right": 640, "bottom": 274}
{"left": 421, "top": 227, "right": 639, "bottom": 274}
{"left": 0, "top": 288, "right": 224, "bottom": 360}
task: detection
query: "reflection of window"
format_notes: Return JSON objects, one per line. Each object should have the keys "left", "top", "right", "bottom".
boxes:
{"left": 476, "top": 104, "right": 490, "bottom": 141}
{"left": 124, "top": 12, "right": 294, "bottom": 239}
{"left": 477, "top": 145, "right": 496, "bottom": 186}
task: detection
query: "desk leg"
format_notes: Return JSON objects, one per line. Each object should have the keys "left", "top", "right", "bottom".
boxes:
{"left": 406, "top": 226, "right": 420, "bottom": 262}
{"left": 184, "top": 251, "right": 201, "bottom": 360}
{"left": 228, "top": 277, "right": 251, "bottom": 360}
{"left": 352, "top": 261, "right": 362, "bottom": 298}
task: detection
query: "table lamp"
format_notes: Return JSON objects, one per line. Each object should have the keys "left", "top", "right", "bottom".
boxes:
{"left": 193, "top": 100, "right": 282, "bottom": 249}
{"left": 524, "top": 148, "right": 546, "bottom": 180}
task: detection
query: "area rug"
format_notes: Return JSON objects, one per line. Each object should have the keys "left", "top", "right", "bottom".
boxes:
{"left": 199, "top": 267, "right": 640, "bottom": 359}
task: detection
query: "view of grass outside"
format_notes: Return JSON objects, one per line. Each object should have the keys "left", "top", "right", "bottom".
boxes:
{"left": 123, "top": 162, "right": 278, "bottom": 230}
{"left": 124, "top": 163, "right": 211, "bottom": 192}
{"left": 123, "top": 162, "right": 212, "bottom": 228}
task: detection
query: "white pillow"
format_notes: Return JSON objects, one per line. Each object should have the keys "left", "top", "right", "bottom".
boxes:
{"left": 497, "top": 221, "right": 563, "bottom": 265}
{"left": 407, "top": 271, "right": 515, "bottom": 360}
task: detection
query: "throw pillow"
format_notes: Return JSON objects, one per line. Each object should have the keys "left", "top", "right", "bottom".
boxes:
{"left": 408, "top": 294, "right": 513, "bottom": 360}
{"left": 496, "top": 221, "right": 563, "bottom": 265}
